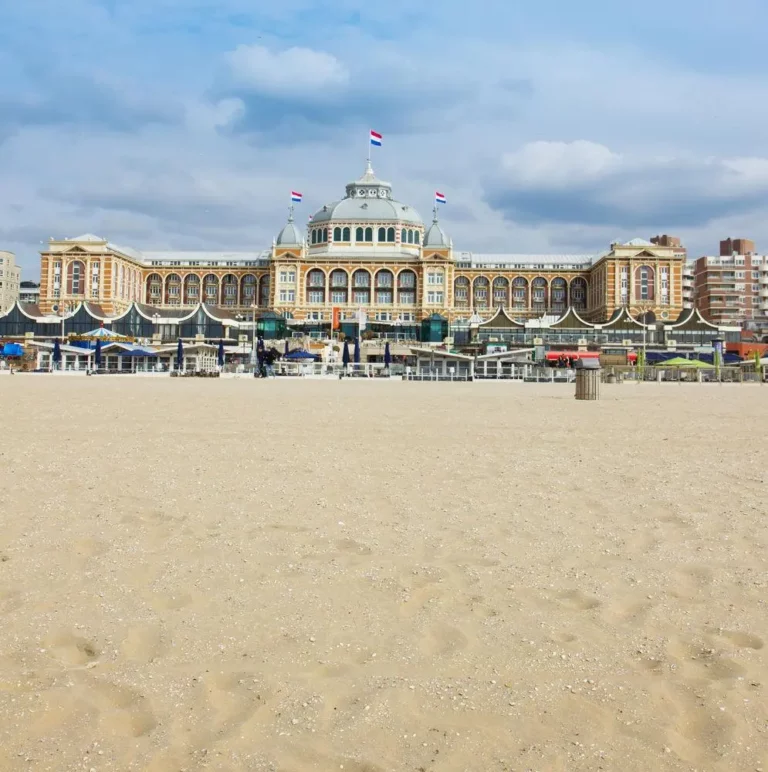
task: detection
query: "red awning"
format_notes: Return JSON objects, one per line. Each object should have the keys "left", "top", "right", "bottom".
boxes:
{"left": 545, "top": 351, "right": 600, "bottom": 361}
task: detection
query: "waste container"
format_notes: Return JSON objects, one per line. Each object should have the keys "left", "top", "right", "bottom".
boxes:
{"left": 574, "top": 358, "right": 601, "bottom": 400}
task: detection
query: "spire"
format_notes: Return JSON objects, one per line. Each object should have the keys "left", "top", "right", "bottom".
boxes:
{"left": 287, "top": 204, "right": 295, "bottom": 223}
{"left": 432, "top": 204, "right": 439, "bottom": 223}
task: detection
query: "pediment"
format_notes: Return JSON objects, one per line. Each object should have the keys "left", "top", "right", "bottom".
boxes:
{"left": 64, "top": 246, "right": 89, "bottom": 254}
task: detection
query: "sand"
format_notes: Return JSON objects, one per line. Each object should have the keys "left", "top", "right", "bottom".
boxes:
{"left": 0, "top": 377, "right": 766, "bottom": 772}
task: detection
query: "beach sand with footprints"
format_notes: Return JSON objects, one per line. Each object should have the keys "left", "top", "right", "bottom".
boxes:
{"left": 0, "top": 377, "right": 766, "bottom": 771}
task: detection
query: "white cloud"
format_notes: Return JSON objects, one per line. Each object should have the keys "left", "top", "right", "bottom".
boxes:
{"left": 225, "top": 44, "right": 349, "bottom": 98}
{"left": 501, "top": 141, "right": 621, "bottom": 188}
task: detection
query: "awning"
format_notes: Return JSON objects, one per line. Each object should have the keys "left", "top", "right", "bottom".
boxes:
{"left": 545, "top": 351, "right": 600, "bottom": 361}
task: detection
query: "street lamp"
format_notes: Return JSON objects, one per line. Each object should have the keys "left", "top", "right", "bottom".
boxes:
{"left": 251, "top": 304, "right": 258, "bottom": 366}
{"left": 235, "top": 314, "right": 245, "bottom": 359}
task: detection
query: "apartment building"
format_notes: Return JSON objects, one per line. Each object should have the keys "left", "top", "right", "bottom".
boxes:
{"left": 0, "top": 251, "right": 22, "bottom": 313}
{"left": 691, "top": 239, "right": 768, "bottom": 324}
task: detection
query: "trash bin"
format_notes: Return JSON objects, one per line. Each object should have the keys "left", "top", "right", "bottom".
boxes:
{"left": 574, "top": 358, "right": 601, "bottom": 400}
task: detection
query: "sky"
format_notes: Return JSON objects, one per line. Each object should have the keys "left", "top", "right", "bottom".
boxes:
{"left": 3, "top": 0, "right": 768, "bottom": 278}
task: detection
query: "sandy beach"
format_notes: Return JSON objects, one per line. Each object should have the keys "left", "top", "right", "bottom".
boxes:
{"left": 0, "top": 378, "right": 766, "bottom": 772}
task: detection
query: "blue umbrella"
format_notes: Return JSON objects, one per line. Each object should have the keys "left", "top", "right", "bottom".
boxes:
{"left": 217, "top": 339, "right": 225, "bottom": 367}
{"left": 94, "top": 339, "right": 102, "bottom": 368}
{"left": 353, "top": 338, "right": 360, "bottom": 364}
{"left": 176, "top": 338, "right": 184, "bottom": 371}
{"left": 342, "top": 340, "right": 350, "bottom": 366}
{"left": 284, "top": 339, "right": 290, "bottom": 357}
{"left": 384, "top": 341, "right": 391, "bottom": 368}
{"left": 52, "top": 339, "right": 61, "bottom": 369}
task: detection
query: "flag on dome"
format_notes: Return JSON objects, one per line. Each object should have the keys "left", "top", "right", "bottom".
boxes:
{"left": 370, "top": 130, "right": 382, "bottom": 147}
{"left": 435, "top": 191, "right": 447, "bottom": 204}
{"left": 291, "top": 191, "right": 303, "bottom": 203}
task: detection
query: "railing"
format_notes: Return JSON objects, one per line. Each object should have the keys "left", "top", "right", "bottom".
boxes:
{"left": 602, "top": 366, "right": 763, "bottom": 384}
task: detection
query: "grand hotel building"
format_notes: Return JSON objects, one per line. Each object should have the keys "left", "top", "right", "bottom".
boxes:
{"left": 37, "top": 163, "right": 687, "bottom": 326}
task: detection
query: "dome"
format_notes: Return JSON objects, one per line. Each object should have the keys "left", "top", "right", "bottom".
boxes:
{"left": 309, "top": 162, "right": 423, "bottom": 226}
{"left": 275, "top": 213, "right": 304, "bottom": 246}
{"left": 423, "top": 209, "right": 450, "bottom": 248}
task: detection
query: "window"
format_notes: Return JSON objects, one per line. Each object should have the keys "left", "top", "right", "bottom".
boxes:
{"left": 353, "top": 291, "right": 369, "bottom": 304}
{"left": 342, "top": 227, "right": 350, "bottom": 241}
{"left": 401, "top": 228, "right": 407, "bottom": 243}
{"left": 279, "top": 270, "right": 296, "bottom": 284}
{"left": 427, "top": 291, "right": 444, "bottom": 304}
{"left": 353, "top": 272, "right": 370, "bottom": 287}
{"left": 334, "top": 227, "right": 342, "bottom": 241}
{"left": 375, "top": 311, "right": 392, "bottom": 321}
{"left": 427, "top": 271, "right": 444, "bottom": 285}
{"left": 376, "top": 291, "right": 393, "bottom": 304}
{"left": 308, "top": 290, "right": 324, "bottom": 304}
{"left": 376, "top": 272, "right": 393, "bottom": 287}
{"left": 224, "top": 284, "right": 236, "bottom": 296}
{"left": 365, "top": 227, "right": 373, "bottom": 242}
{"left": 307, "top": 270, "right": 325, "bottom": 287}
{"left": 331, "top": 290, "right": 346, "bottom": 304}
{"left": 455, "top": 287, "right": 468, "bottom": 300}
{"left": 398, "top": 272, "right": 415, "bottom": 288}
{"left": 401, "top": 312, "right": 414, "bottom": 322}
{"left": 311, "top": 230, "right": 317, "bottom": 244}
{"left": 54, "top": 262, "right": 61, "bottom": 275}
{"left": 414, "top": 231, "right": 420, "bottom": 245}
{"left": 399, "top": 291, "right": 416, "bottom": 305}
{"left": 279, "top": 289, "right": 295, "bottom": 302}
{"left": 620, "top": 266, "right": 629, "bottom": 299}
{"left": 378, "top": 227, "right": 386, "bottom": 242}
{"left": 323, "top": 228, "right": 328, "bottom": 242}
{"left": 188, "top": 285, "right": 199, "bottom": 296}
{"left": 736, "top": 271, "right": 745, "bottom": 279}
{"left": 356, "top": 227, "right": 364, "bottom": 241}
{"left": 387, "top": 227, "right": 395, "bottom": 242}
{"left": 331, "top": 271, "right": 347, "bottom": 287}
{"left": 307, "top": 311, "right": 324, "bottom": 321}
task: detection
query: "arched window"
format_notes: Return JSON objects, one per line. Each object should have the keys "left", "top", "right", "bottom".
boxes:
{"left": 375, "top": 270, "right": 394, "bottom": 304}
{"left": 387, "top": 227, "right": 395, "bottom": 242}
{"left": 397, "top": 270, "right": 417, "bottom": 305}
{"left": 410, "top": 230, "right": 416, "bottom": 244}
{"left": 531, "top": 277, "right": 548, "bottom": 313}
{"left": 493, "top": 277, "right": 509, "bottom": 306}
{"left": 414, "top": 231, "right": 420, "bottom": 245}
{"left": 377, "top": 227, "right": 386, "bottom": 242}
{"left": 635, "top": 265, "right": 655, "bottom": 301}
{"left": 401, "top": 228, "right": 407, "bottom": 243}
{"left": 66, "top": 260, "right": 85, "bottom": 295}
{"left": 342, "top": 226, "right": 350, "bottom": 241}
{"left": 333, "top": 227, "right": 342, "bottom": 241}
{"left": 222, "top": 274, "right": 238, "bottom": 306}
{"left": 306, "top": 269, "right": 326, "bottom": 304}
{"left": 259, "top": 275, "right": 270, "bottom": 307}
{"left": 352, "top": 270, "right": 371, "bottom": 305}
{"left": 454, "top": 276, "right": 470, "bottom": 305}
{"left": 551, "top": 278, "right": 568, "bottom": 313}
{"left": 356, "top": 227, "right": 364, "bottom": 242}
{"left": 184, "top": 274, "right": 201, "bottom": 305}
{"left": 146, "top": 273, "right": 162, "bottom": 304}
{"left": 473, "top": 276, "right": 490, "bottom": 308}
{"left": 203, "top": 274, "right": 219, "bottom": 303}
{"left": 571, "top": 278, "right": 587, "bottom": 310}
{"left": 240, "top": 274, "right": 256, "bottom": 304}
{"left": 311, "top": 229, "right": 317, "bottom": 244}
{"left": 322, "top": 228, "right": 328, "bottom": 242}
{"left": 512, "top": 277, "right": 528, "bottom": 310}
{"left": 165, "top": 273, "right": 182, "bottom": 305}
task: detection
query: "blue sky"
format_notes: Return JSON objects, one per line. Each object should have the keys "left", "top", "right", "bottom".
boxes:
{"left": 3, "top": 0, "right": 768, "bottom": 277}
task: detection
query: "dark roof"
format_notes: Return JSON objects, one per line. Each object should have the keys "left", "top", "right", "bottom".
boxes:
{"left": 18, "top": 302, "right": 44, "bottom": 318}
{"left": 83, "top": 302, "right": 110, "bottom": 319}
{"left": 478, "top": 307, "right": 525, "bottom": 329}
{"left": 20, "top": 281, "right": 40, "bottom": 288}
{"left": 424, "top": 313, "right": 448, "bottom": 321}
{"left": 549, "top": 307, "right": 595, "bottom": 329}
{"left": 601, "top": 306, "right": 645, "bottom": 329}
{"left": 258, "top": 310, "right": 286, "bottom": 321}
{"left": 664, "top": 306, "right": 720, "bottom": 331}
{"left": 202, "top": 304, "right": 247, "bottom": 322}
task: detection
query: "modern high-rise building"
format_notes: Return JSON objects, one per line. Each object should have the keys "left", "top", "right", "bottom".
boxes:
{"left": 0, "top": 251, "right": 22, "bottom": 313}
{"left": 690, "top": 240, "right": 768, "bottom": 324}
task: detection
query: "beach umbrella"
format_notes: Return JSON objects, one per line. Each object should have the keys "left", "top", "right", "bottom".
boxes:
{"left": 384, "top": 341, "right": 391, "bottom": 369}
{"left": 284, "top": 339, "right": 290, "bottom": 356}
{"left": 353, "top": 338, "right": 360, "bottom": 364}
{"left": 94, "top": 339, "right": 102, "bottom": 368}
{"left": 217, "top": 340, "right": 225, "bottom": 367}
{"left": 52, "top": 338, "right": 61, "bottom": 369}
{"left": 176, "top": 338, "right": 184, "bottom": 371}
{"left": 342, "top": 340, "right": 350, "bottom": 366}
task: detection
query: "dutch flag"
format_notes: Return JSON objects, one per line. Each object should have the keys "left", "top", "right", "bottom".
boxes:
{"left": 291, "top": 191, "right": 303, "bottom": 203}
{"left": 435, "top": 191, "right": 447, "bottom": 204}
{"left": 370, "top": 130, "right": 382, "bottom": 147}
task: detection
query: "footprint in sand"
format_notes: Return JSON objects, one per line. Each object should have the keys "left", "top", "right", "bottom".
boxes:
{"left": 557, "top": 589, "right": 601, "bottom": 610}
{"left": 719, "top": 630, "right": 764, "bottom": 650}
{"left": 422, "top": 623, "right": 469, "bottom": 656}
{"left": 121, "top": 624, "right": 165, "bottom": 663}
{"left": 45, "top": 632, "right": 99, "bottom": 666}
{"left": 89, "top": 680, "right": 157, "bottom": 737}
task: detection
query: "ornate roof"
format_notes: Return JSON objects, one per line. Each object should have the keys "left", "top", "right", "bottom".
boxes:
{"left": 309, "top": 162, "right": 423, "bottom": 226}
{"left": 275, "top": 211, "right": 304, "bottom": 246}
{"left": 423, "top": 207, "right": 450, "bottom": 248}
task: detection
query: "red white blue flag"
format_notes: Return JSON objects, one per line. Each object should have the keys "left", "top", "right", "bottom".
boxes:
{"left": 291, "top": 191, "right": 303, "bottom": 203}
{"left": 435, "top": 191, "right": 447, "bottom": 204}
{"left": 370, "top": 130, "right": 382, "bottom": 147}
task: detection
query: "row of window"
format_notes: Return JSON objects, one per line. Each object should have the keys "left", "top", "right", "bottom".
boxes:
{"left": 310, "top": 226, "right": 423, "bottom": 246}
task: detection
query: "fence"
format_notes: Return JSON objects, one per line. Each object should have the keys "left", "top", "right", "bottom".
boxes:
{"left": 602, "top": 366, "right": 764, "bottom": 384}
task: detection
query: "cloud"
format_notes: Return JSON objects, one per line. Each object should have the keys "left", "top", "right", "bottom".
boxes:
{"left": 485, "top": 140, "right": 768, "bottom": 230}
{"left": 225, "top": 44, "right": 349, "bottom": 98}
